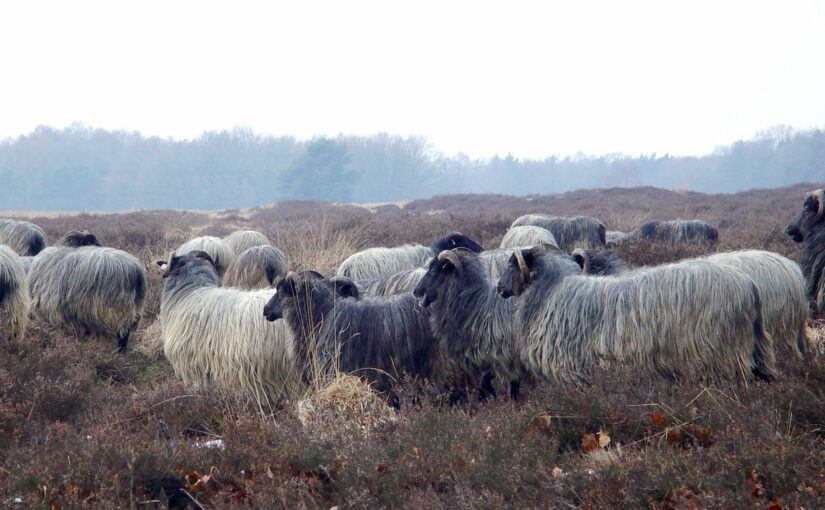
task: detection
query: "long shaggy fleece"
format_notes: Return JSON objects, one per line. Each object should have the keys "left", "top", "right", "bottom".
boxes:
{"left": 500, "top": 250, "right": 775, "bottom": 384}
{"left": 358, "top": 267, "right": 427, "bottom": 297}
{"left": 509, "top": 214, "right": 606, "bottom": 251}
{"left": 223, "top": 245, "right": 289, "bottom": 289}
{"left": 633, "top": 219, "right": 718, "bottom": 245}
{"left": 223, "top": 230, "right": 270, "bottom": 255}
{"left": 413, "top": 250, "right": 550, "bottom": 397}
{"left": 174, "top": 236, "right": 235, "bottom": 277}
{"left": 337, "top": 232, "right": 485, "bottom": 281}
{"left": 499, "top": 226, "right": 558, "bottom": 250}
{"left": 29, "top": 246, "right": 146, "bottom": 348}
{"left": 0, "top": 218, "right": 47, "bottom": 256}
{"left": 0, "top": 245, "right": 30, "bottom": 341}
{"left": 704, "top": 250, "right": 809, "bottom": 357}
{"left": 265, "top": 272, "right": 442, "bottom": 398}
{"left": 337, "top": 244, "right": 433, "bottom": 281}
{"left": 160, "top": 252, "right": 296, "bottom": 403}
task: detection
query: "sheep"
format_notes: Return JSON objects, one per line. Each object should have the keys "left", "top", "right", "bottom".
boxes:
{"left": 509, "top": 214, "right": 606, "bottom": 251}
{"left": 572, "top": 247, "right": 809, "bottom": 358}
{"left": 605, "top": 230, "right": 629, "bottom": 246}
{"left": 499, "top": 226, "right": 558, "bottom": 250}
{"left": 0, "top": 245, "right": 30, "bottom": 341}
{"left": 58, "top": 229, "right": 102, "bottom": 247}
{"left": 358, "top": 267, "right": 427, "bottom": 297}
{"left": 223, "top": 230, "right": 270, "bottom": 255}
{"left": 28, "top": 245, "right": 146, "bottom": 350}
{"left": 263, "top": 271, "right": 444, "bottom": 403}
{"left": 412, "top": 248, "right": 579, "bottom": 399}
{"left": 571, "top": 248, "right": 629, "bottom": 276}
{"left": 222, "top": 245, "right": 289, "bottom": 289}
{"left": 336, "top": 232, "right": 484, "bottom": 281}
{"left": 497, "top": 244, "right": 775, "bottom": 384}
{"left": 632, "top": 219, "right": 718, "bottom": 245}
{"left": 787, "top": 189, "right": 825, "bottom": 317}
{"left": 174, "top": 236, "right": 235, "bottom": 278}
{"left": 702, "top": 250, "right": 809, "bottom": 358}
{"left": 0, "top": 218, "right": 47, "bottom": 256}
{"left": 158, "top": 251, "right": 297, "bottom": 403}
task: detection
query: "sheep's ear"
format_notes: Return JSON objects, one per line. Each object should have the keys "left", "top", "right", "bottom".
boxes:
{"left": 330, "top": 276, "right": 359, "bottom": 300}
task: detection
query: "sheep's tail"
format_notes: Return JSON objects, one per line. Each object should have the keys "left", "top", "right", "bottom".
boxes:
{"left": 750, "top": 284, "right": 776, "bottom": 382}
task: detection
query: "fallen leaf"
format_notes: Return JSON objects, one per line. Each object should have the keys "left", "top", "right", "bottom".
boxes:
{"left": 597, "top": 430, "right": 611, "bottom": 448}
{"left": 551, "top": 466, "right": 564, "bottom": 479}
{"left": 581, "top": 433, "right": 599, "bottom": 452}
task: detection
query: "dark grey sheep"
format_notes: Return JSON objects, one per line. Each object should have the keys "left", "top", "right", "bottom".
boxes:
{"left": 509, "top": 214, "right": 606, "bottom": 252}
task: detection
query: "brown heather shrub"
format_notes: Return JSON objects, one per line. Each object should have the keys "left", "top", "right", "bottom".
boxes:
{"left": 1, "top": 184, "right": 824, "bottom": 508}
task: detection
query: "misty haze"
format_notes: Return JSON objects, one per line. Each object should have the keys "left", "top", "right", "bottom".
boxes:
{"left": 1, "top": 124, "right": 823, "bottom": 212}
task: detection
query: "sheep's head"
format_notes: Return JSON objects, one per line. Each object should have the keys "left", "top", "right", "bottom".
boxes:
{"left": 59, "top": 229, "right": 102, "bottom": 248}
{"left": 787, "top": 189, "right": 825, "bottom": 243}
{"left": 571, "top": 248, "right": 628, "bottom": 276}
{"left": 414, "top": 248, "right": 482, "bottom": 307}
{"left": 158, "top": 250, "right": 217, "bottom": 279}
{"left": 497, "top": 243, "right": 575, "bottom": 298}
{"left": 430, "top": 232, "right": 484, "bottom": 255}
{"left": 264, "top": 271, "right": 358, "bottom": 322}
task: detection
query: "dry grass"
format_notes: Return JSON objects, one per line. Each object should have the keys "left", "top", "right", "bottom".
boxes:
{"left": 1, "top": 184, "right": 824, "bottom": 508}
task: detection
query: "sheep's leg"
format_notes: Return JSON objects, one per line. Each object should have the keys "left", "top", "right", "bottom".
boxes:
{"left": 117, "top": 331, "right": 129, "bottom": 352}
{"left": 479, "top": 372, "right": 496, "bottom": 401}
{"left": 509, "top": 379, "right": 520, "bottom": 401}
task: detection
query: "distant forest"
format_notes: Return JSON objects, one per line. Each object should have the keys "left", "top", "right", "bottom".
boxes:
{"left": 1, "top": 124, "right": 823, "bottom": 211}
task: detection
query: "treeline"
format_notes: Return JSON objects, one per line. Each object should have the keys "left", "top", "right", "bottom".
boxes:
{"left": 0, "top": 124, "right": 823, "bottom": 211}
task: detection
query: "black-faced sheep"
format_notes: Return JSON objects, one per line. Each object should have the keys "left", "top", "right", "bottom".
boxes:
{"left": 0, "top": 245, "right": 30, "bottom": 341}
{"left": 412, "top": 249, "right": 573, "bottom": 399}
{"left": 787, "top": 189, "right": 825, "bottom": 317}
{"left": 336, "top": 232, "right": 484, "bottom": 281}
{"left": 0, "top": 218, "right": 47, "bottom": 256}
{"left": 497, "top": 244, "right": 775, "bottom": 384}
{"left": 28, "top": 245, "right": 146, "bottom": 350}
{"left": 509, "top": 214, "right": 606, "bottom": 252}
{"left": 263, "top": 271, "right": 443, "bottom": 403}
{"left": 222, "top": 245, "right": 289, "bottom": 289}
{"left": 158, "top": 251, "right": 297, "bottom": 403}
{"left": 174, "top": 236, "right": 235, "bottom": 278}
{"left": 223, "top": 230, "right": 270, "bottom": 255}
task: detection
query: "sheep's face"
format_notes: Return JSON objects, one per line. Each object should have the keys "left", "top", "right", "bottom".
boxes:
{"left": 497, "top": 248, "right": 535, "bottom": 298}
{"left": 787, "top": 191, "right": 825, "bottom": 243}
{"left": 430, "top": 232, "right": 484, "bottom": 255}
{"left": 414, "top": 250, "right": 464, "bottom": 307}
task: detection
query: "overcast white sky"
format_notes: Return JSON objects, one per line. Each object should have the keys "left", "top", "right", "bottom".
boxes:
{"left": 0, "top": 0, "right": 823, "bottom": 159}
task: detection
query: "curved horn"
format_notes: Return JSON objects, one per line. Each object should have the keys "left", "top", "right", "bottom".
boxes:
{"left": 514, "top": 249, "right": 531, "bottom": 283}
{"left": 437, "top": 249, "right": 464, "bottom": 276}
{"left": 815, "top": 189, "right": 825, "bottom": 221}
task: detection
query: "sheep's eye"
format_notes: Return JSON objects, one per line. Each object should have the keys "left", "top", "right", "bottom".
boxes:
{"left": 441, "top": 263, "right": 450, "bottom": 271}
{"left": 450, "top": 238, "right": 455, "bottom": 245}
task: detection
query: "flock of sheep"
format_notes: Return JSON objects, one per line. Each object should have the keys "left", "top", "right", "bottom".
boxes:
{"left": 1, "top": 189, "right": 824, "bottom": 406}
